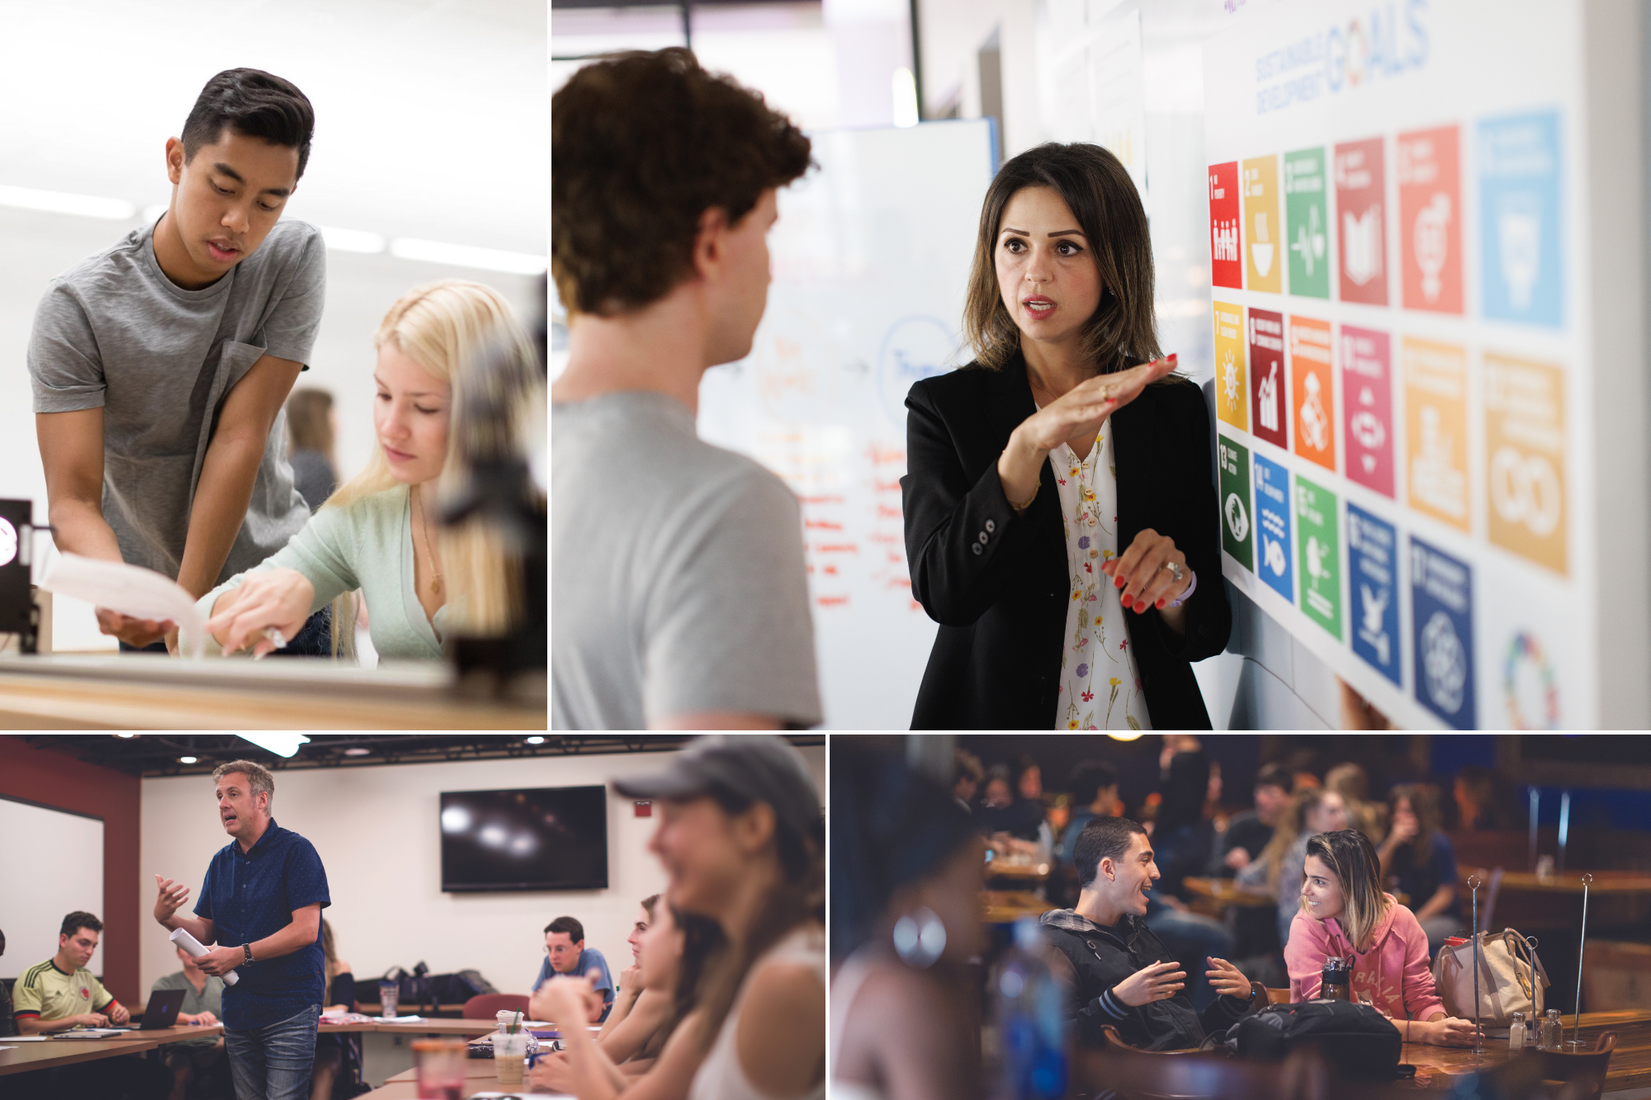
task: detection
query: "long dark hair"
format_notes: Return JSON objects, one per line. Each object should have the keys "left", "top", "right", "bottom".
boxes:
{"left": 830, "top": 748, "right": 978, "bottom": 961}
{"left": 1388, "top": 783, "right": 1442, "bottom": 865}
{"left": 1305, "top": 829, "right": 1390, "bottom": 951}
{"left": 963, "top": 142, "right": 1164, "bottom": 376}
{"left": 662, "top": 905, "right": 725, "bottom": 1045}
{"left": 690, "top": 783, "right": 824, "bottom": 1052}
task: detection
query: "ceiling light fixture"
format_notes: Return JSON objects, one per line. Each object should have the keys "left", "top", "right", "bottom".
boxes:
{"left": 319, "top": 226, "right": 387, "bottom": 254}
{"left": 343, "top": 747, "right": 371, "bottom": 756}
{"left": 0, "top": 184, "right": 136, "bottom": 220}
{"left": 114, "top": 733, "right": 138, "bottom": 738}
{"left": 525, "top": 736, "right": 545, "bottom": 745}
{"left": 237, "top": 733, "right": 310, "bottom": 758}
{"left": 389, "top": 237, "right": 548, "bottom": 275}
{"left": 179, "top": 756, "right": 198, "bottom": 764}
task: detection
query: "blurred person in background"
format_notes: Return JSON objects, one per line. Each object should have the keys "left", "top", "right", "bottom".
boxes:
{"left": 830, "top": 750, "right": 985, "bottom": 1100}
{"left": 1057, "top": 759, "right": 1120, "bottom": 872}
{"left": 1214, "top": 762, "right": 1290, "bottom": 875}
{"left": 1453, "top": 766, "right": 1512, "bottom": 831}
{"left": 309, "top": 919, "right": 356, "bottom": 1100}
{"left": 1286, "top": 830, "right": 1478, "bottom": 1047}
{"left": 1149, "top": 736, "right": 1209, "bottom": 900}
{"left": 151, "top": 941, "right": 227, "bottom": 1100}
{"left": 534, "top": 900, "right": 727, "bottom": 1095}
{"left": 596, "top": 895, "right": 660, "bottom": 1051}
{"left": 1326, "top": 762, "right": 1385, "bottom": 842}
{"left": 977, "top": 760, "right": 1047, "bottom": 858}
{"left": 1378, "top": 784, "right": 1461, "bottom": 956}
{"left": 551, "top": 49, "right": 820, "bottom": 730}
{"left": 1043, "top": 816, "right": 1260, "bottom": 1049}
{"left": 284, "top": 388, "right": 338, "bottom": 510}
{"left": 1238, "top": 787, "right": 1347, "bottom": 949}
{"left": 951, "top": 750, "right": 983, "bottom": 813}
{"left": 612, "top": 735, "right": 825, "bottom": 1100}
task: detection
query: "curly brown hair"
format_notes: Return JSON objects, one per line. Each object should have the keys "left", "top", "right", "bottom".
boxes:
{"left": 963, "top": 142, "right": 1167, "bottom": 379}
{"left": 552, "top": 48, "right": 813, "bottom": 317}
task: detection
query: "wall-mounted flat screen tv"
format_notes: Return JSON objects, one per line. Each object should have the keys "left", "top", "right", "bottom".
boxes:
{"left": 440, "top": 786, "right": 608, "bottom": 892}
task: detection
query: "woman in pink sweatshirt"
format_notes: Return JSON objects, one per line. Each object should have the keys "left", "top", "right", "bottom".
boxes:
{"left": 1283, "top": 829, "right": 1479, "bottom": 1046}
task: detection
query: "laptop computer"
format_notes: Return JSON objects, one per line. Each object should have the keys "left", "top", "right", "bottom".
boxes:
{"left": 112, "top": 987, "right": 188, "bottom": 1030}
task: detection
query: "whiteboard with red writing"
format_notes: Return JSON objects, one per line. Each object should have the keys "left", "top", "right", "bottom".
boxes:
{"left": 697, "top": 119, "right": 997, "bottom": 729}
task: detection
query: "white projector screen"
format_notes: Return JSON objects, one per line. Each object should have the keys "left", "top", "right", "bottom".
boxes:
{"left": 0, "top": 796, "right": 104, "bottom": 978}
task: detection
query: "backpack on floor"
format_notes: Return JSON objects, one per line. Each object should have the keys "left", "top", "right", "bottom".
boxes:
{"left": 1213, "top": 1000, "right": 1415, "bottom": 1080}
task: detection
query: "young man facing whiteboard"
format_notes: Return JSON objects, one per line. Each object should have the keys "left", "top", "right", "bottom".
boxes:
{"left": 551, "top": 49, "right": 822, "bottom": 730}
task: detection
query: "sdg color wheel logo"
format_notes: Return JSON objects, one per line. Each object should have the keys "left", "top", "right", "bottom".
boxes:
{"left": 0, "top": 518, "right": 15, "bottom": 568}
{"left": 1502, "top": 631, "right": 1560, "bottom": 730}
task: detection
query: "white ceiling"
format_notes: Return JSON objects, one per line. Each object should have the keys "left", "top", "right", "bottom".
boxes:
{"left": 0, "top": 0, "right": 547, "bottom": 255}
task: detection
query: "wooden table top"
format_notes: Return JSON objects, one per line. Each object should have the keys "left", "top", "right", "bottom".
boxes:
{"left": 985, "top": 859, "right": 1052, "bottom": 881}
{"left": 1399, "top": 1009, "right": 1651, "bottom": 1091}
{"left": 983, "top": 888, "right": 1050, "bottom": 924}
{"left": 0, "top": 1024, "right": 222, "bottom": 1077}
{"left": 1183, "top": 876, "right": 1278, "bottom": 908}
{"left": 1463, "top": 867, "right": 1651, "bottom": 894}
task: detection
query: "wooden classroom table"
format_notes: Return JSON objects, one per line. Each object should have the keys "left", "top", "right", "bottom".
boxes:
{"left": 1183, "top": 876, "right": 1278, "bottom": 908}
{"left": 0, "top": 1024, "right": 223, "bottom": 1077}
{"left": 0, "top": 653, "right": 545, "bottom": 730}
{"left": 984, "top": 859, "right": 1051, "bottom": 883}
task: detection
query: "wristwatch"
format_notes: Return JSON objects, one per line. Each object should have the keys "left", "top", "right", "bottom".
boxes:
{"left": 243, "top": 943, "right": 254, "bottom": 965}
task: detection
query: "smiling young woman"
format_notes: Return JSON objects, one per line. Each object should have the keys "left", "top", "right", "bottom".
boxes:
{"left": 899, "top": 142, "right": 1231, "bottom": 730}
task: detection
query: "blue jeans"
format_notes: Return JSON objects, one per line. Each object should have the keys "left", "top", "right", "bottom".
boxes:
{"left": 1145, "top": 898, "right": 1236, "bottom": 1013}
{"left": 121, "top": 606, "right": 333, "bottom": 656}
{"left": 225, "top": 1003, "right": 320, "bottom": 1100}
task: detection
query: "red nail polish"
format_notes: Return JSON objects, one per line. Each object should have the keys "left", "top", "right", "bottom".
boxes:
{"left": 1156, "top": 598, "right": 1166, "bottom": 609}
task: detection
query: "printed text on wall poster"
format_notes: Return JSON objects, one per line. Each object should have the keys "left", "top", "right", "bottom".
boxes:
{"left": 1248, "top": 307, "right": 1287, "bottom": 449}
{"left": 1335, "top": 137, "right": 1388, "bottom": 306}
{"left": 1242, "top": 155, "right": 1282, "bottom": 293}
{"left": 1480, "top": 111, "right": 1564, "bottom": 328}
{"left": 1348, "top": 503, "right": 1402, "bottom": 686}
{"left": 1484, "top": 353, "right": 1567, "bottom": 574}
{"left": 1403, "top": 338, "right": 1470, "bottom": 531}
{"left": 1412, "top": 537, "right": 1477, "bottom": 730}
{"left": 1214, "top": 301, "right": 1248, "bottom": 431}
{"left": 1397, "top": 125, "right": 1464, "bottom": 314}
{"left": 1218, "top": 436, "right": 1254, "bottom": 572}
{"left": 1254, "top": 453, "right": 1294, "bottom": 604}
{"left": 1295, "top": 475, "right": 1342, "bottom": 639}
{"left": 1290, "top": 315, "right": 1336, "bottom": 473}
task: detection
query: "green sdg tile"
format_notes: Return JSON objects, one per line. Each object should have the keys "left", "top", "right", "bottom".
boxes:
{"left": 1218, "top": 436, "right": 1254, "bottom": 571}
{"left": 1284, "top": 147, "right": 1330, "bottom": 299}
{"left": 1294, "top": 474, "right": 1342, "bottom": 638}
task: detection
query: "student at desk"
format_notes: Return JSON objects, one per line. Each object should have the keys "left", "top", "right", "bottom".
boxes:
{"left": 151, "top": 941, "right": 228, "bottom": 1100}
{"left": 29, "top": 68, "right": 330, "bottom": 655}
{"left": 11, "top": 912, "right": 171, "bottom": 1100}
{"left": 180, "top": 280, "right": 543, "bottom": 660}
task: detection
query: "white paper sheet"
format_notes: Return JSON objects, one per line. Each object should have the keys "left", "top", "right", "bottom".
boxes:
{"left": 169, "top": 927, "right": 239, "bottom": 984}
{"left": 39, "top": 552, "right": 206, "bottom": 658}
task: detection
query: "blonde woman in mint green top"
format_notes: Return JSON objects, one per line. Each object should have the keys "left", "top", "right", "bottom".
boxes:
{"left": 185, "top": 279, "right": 541, "bottom": 659}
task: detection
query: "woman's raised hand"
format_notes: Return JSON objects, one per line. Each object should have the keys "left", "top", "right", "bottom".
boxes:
{"left": 1101, "top": 528, "right": 1192, "bottom": 613}
{"left": 1014, "top": 354, "right": 1178, "bottom": 456}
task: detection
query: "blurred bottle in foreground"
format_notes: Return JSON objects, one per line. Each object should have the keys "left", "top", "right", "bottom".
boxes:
{"left": 996, "top": 917, "right": 1069, "bottom": 1099}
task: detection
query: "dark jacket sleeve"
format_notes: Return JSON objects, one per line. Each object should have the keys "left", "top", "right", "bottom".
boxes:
{"left": 1199, "top": 987, "right": 1262, "bottom": 1037}
{"left": 901, "top": 379, "right": 1052, "bottom": 627}
{"left": 1145, "top": 382, "right": 1231, "bottom": 664}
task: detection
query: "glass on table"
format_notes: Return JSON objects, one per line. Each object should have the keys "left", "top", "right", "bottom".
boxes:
{"left": 413, "top": 1039, "right": 468, "bottom": 1099}
{"left": 491, "top": 1029, "right": 529, "bottom": 1086}
{"left": 379, "top": 980, "right": 400, "bottom": 1019}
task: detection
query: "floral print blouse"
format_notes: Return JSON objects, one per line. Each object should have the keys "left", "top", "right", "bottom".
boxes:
{"left": 1050, "top": 428, "right": 1151, "bottom": 731}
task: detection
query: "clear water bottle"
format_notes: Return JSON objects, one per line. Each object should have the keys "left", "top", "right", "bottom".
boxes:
{"left": 1540, "top": 1008, "right": 1562, "bottom": 1050}
{"left": 1508, "top": 1011, "right": 1525, "bottom": 1051}
{"left": 996, "top": 918, "right": 1069, "bottom": 1100}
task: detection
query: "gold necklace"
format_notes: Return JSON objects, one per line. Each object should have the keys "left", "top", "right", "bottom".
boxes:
{"left": 414, "top": 486, "right": 445, "bottom": 596}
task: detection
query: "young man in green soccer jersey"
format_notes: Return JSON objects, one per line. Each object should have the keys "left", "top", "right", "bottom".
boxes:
{"left": 29, "top": 68, "right": 330, "bottom": 655}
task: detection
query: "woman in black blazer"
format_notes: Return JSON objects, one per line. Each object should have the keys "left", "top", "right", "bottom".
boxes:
{"left": 900, "top": 142, "right": 1230, "bottom": 729}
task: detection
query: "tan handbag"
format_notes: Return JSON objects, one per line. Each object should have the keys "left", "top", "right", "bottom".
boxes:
{"left": 1432, "top": 927, "right": 1550, "bottom": 1025}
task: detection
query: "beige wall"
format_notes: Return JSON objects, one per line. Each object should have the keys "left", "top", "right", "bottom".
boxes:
{"left": 137, "top": 745, "right": 824, "bottom": 1001}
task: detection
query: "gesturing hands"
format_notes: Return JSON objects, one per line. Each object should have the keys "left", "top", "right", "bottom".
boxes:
{"left": 1204, "top": 956, "right": 1254, "bottom": 1000}
{"left": 154, "top": 875, "right": 190, "bottom": 927}
{"left": 97, "top": 608, "right": 174, "bottom": 650}
{"left": 1014, "top": 355, "right": 1179, "bottom": 457}
{"left": 1112, "top": 960, "right": 1186, "bottom": 1007}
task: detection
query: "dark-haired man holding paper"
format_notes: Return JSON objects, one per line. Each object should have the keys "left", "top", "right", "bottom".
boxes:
{"left": 30, "top": 67, "right": 329, "bottom": 655}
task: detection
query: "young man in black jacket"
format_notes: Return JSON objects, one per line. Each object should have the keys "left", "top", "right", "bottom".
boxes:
{"left": 1040, "top": 816, "right": 1263, "bottom": 1050}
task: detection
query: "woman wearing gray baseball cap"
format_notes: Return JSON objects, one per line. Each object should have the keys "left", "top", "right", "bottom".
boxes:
{"left": 614, "top": 735, "right": 825, "bottom": 1100}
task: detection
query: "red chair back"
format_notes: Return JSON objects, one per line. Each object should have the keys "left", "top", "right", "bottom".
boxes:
{"left": 462, "top": 993, "right": 531, "bottom": 1020}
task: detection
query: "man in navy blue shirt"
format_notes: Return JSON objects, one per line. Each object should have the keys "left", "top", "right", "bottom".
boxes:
{"left": 153, "top": 759, "right": 330, "bottom": 1100}
{"left": 530, "top": 916, "right": 614, "bottom": 1023}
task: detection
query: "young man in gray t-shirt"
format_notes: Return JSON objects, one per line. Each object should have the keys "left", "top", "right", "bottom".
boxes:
{"left": 551, "top": 51, "right": 822, "bottom": 729}
{"left": 29, "top": 68, "right": 328, "bottom": 654}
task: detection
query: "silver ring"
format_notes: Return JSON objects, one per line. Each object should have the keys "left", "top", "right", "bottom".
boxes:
{"left": 1164, "top": 562, "right": 1184, "bottom": 583}
{"left": 264, "top": 628, "right": 288, "bottom": 650}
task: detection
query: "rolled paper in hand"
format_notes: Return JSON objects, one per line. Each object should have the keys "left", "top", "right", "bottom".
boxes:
{"left": 169, "top": 926, "right": 239, "bottom": 986}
